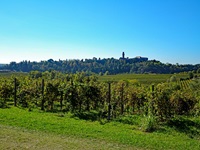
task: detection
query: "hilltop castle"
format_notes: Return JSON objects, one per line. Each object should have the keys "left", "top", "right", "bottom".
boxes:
{"left": 119, "top": 52, "right": 125, "bottom": 59}
{"left": 119, "top": 52, "right": 148, "bottom": 61}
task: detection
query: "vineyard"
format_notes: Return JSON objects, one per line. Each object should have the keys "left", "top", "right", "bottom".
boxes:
{"left": 98, "top": 73, "right": 190, "bottom": 85}
{"left": 0, "top": 71, "right": 200, "bottom": 124}
{"left": 0, "top": 71, "right": 200, "bottom": 149}
{"left": 177, "top": 79, "right": 191, "bottom": 90}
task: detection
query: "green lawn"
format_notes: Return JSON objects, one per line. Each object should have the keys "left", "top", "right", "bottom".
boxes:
{"left": 0, "top": 107, "right": 200, "bottom": 150}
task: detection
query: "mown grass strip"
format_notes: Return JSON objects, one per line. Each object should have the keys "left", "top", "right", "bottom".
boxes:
{"left": 0, "top": 124, "right": 134, "bottom": 150}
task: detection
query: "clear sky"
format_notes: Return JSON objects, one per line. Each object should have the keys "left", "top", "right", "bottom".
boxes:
{"left": 0, "top": 0, "right": 200, "bottom": 64}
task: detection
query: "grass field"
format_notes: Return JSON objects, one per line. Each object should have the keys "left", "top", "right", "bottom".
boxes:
{"left": 0, "top": 107, "right": 200, "bottom": 150}
{"left": 98, "top": 73, "right": 190, "bottom": 85}
{"left": 0, "top": 72, "right": 27, "bottom": 77}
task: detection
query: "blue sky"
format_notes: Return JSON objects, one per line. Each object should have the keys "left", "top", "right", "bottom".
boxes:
{"left": 0, "top": 0, "right": 199, "bottom": 64}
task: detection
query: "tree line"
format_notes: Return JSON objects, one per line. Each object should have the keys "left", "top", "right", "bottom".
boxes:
{"left": 1, "top": 58, "right": 200, "bottom": 74}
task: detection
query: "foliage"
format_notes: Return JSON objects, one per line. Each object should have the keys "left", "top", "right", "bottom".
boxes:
{"left": 0, "top": 79, "right": 13, "bottom": 108}
{"left": 142, "top": 114, "right": 157, "bottom": 132}
{"left": 1, "top": 58, "right": 200, "bottom": 74}
{"left": 167, "top": 116, "right": 200, "bottom": 139}
{"left": 170, "top": 75, "right": 177, "bottom": 82}
{"left": 0, "top": 71, "right": 200, "bottom": 128}
{"left": 189, "top": 71, "right": 194, "bottom": 79}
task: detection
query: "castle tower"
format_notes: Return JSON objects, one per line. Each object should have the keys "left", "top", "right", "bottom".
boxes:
{"left": 122, "top": 52, "right": 125, "bottom": 59}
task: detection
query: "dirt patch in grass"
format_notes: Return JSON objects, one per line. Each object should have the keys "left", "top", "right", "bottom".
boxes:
{"left": 0, "top": 125, "right": 137, "bottom": 150}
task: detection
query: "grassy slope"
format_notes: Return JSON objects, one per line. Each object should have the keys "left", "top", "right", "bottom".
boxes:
{"left": 0, "top": 107, "right": 200, "bottom": 150}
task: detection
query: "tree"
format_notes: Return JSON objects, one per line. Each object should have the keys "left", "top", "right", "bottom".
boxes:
{"left": 170, "top": 75, "right": 177, "bottom": 82}
{"left": 197, "top": 68, "right": 200, "bottom": 74}
{"left": 189, "top": 71, "right": 194, "bottom": 79}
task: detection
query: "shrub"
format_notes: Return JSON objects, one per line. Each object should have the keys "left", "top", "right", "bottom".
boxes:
{"left": 141, "top": 114, "right": 157, "bottom": 132}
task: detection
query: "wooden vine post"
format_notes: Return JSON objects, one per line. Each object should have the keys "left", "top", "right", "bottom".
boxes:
{"left": 41, "top": 79, "right": 45, "bottom": 110}
{"left": 14, "top": 78, "right": 17, "bottom": 106}
{"left": 121, "top": 83, "right": 124, "bottom": 115}
{"left": 150, "top": 84, "right": 155, "bottom": 114}
{"left": 60, "top": 91, "right": 63, "bottom": 111}
{"left": 107, "top": 82, "right": 111, "bottom": 121}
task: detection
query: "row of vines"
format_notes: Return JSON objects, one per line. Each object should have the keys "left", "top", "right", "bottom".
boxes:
{"left": 0, "top": 71, "right": 200, "bottom": 121}
{"left": 177, "top": 79, "right": 192, "bottom": 90}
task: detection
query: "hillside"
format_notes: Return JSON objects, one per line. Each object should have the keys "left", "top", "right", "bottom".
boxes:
{"left": 1, "top": 57, "right": 200, "bottom": 74}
